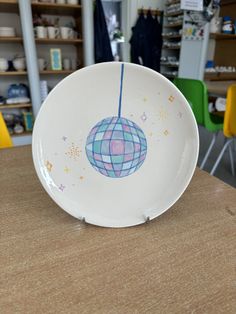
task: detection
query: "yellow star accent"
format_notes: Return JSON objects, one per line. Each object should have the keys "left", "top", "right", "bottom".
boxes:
{"left": 64, "top": 167, "right": 70, "bottom": 173}
{"left": 164, "top": 130, "right": 169, "bottom": 136}
{"left": 169, "top": 95, "right": 175, "bottom": 102}
{"left": 45, "top": 160, "right": 53, "bottom": 172}
{"left": 157, "top": 107, "right": 168, "bottom": 120}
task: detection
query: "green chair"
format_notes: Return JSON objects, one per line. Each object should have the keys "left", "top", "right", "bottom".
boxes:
{"left": 173, "top": 78, "right": 223, "bottom": 169}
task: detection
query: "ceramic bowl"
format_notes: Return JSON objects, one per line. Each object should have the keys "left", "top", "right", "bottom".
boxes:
{"left": 0, "top": 27, "right": 15, "bottom": 37}
{"left": 32, "top": 62, "right": 199, "bottom": 228}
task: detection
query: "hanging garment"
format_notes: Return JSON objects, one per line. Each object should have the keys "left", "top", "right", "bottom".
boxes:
{"left": 94, "top": 0, "right": 114, "bottom": 63}
{"left": 146, "top": 10, "right": 163, "bottom": 72}
{"left": 130, "top": 10, "right": 163, "bottom": 72}
{"left": 129, "top": 11, "right": 149, "bottom": 66}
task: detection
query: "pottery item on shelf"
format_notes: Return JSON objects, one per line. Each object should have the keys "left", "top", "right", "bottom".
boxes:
{"left": 13, "top": 57, "right": 26, "bottom": 71}
{"left": 210, "top": 17, "right": 222, "bottom": 33}
{"left": 0, "top": 58, "right": 9, "bottom": 72}
{"left": 71, "top": 58, "right": 77, "bottom": 70}
{"left": 38, "top": 58, "right": 47, "bottom": 71}
{"left": 60, "top": 27, "right": 73, "bottom": 39}
{"left": 62, "top": 58, "right": 71, "bottom": 70}
{"left": 222, "top": 16, "right": 233, "bottom": 34}
{"left": 14, "top": 123, "right": 24, "bottom": 134}
{"left": 35, "top": 26, "right": 47, "bottom": 39}
{"left": 7, "top": 84, "right": 29, "bottom": 99}
{"left": 0, "top": 27, "right": 15, "bottom": 37}
{"left": 47, "top": 26, "right": 60, "bottom": 39}
{"left": 67, "top": 0, "right": 78, "bottom": 4}
{"left": 40, "top": 80, "right": 48, "bottom": 102}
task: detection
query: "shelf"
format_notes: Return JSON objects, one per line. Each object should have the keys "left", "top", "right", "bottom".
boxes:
{"left": 0, "top": 0, "right": 18, "bottom": 13}
{"left": 163, "top": 34, "right": 181, "bottom": 39}
{"left": 163, "top": 46, "right": 181, "bottom": 50}
{"left": 31, "top": 2, "right": 82, "bottom": 16}
{"left": 0, "top": 103, "right": 31, "bottom": 109}
{"left": 0, "top": 37, "right": 22, "bottom": 43}
{"left": 210, "top": 33, "right": 236, "bottom": 40}
{"left": 165, "top": 11, "right": 182, "bottom": 17}
{"left": 40, "top": 70, "right": 74, "bottom": 75}
{"left": 205, "top": 73, "right": 236, "bottom": 81}
{"left": 166, "top": 0, "right": 180, "bottom": 5}
{"left": 35, "top": 38, "right": 83, "bottom": 45}
{"left": 220, "top": 0, "right": 236, "bottom": 6}
{"left": 0, "top": 71, "right": 27, "bottom": 75}
{"left": 161, "top": 63, "right": 179, "bottom": 67}
{"left": 12, "top": 131, "right": 32, "bottom": 138}
{"left": 164, "top": 22, "right": 182, "bottom": 28}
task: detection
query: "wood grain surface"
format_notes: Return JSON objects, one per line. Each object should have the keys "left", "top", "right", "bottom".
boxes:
{"left": 0, "top": 146, "right": 236, "bottom": 314}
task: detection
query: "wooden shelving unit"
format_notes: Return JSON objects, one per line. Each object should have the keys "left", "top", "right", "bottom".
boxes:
{"left": 210, "top": 33, "right": 236, "bottom": 40}
{"left": 164, "top": 22, "right": 182, "bottom": 28}
{"left": 31, "top": 2, "right": 82, "bottom": 16}
{"left": 165, "top": 11, "right": 182, "bottom": 17}
{"left": 163, "top": 46, "right": 180, "bottom": 50}
{"left": 40, "top": 70, "right": 74, "bottom": 75}
{"left": 205, "top": 73, "right": 236, "bottom": 81}
{"left": 0, "top": 0, "right": 18, "bottom": 13}
{"left": 0, "top": 103, "right": 31, "bottom": 109}
{"left": 163, "top": 34, "right": 181, "bottom": 39}
{"left": 162, "top": 0, "right": 182, "bottom": 80}
{"left": 35, "top": 38, "right": 83, "bottom": 45}
{"left": 0, "top": 37, "right": 22, "bottom": 43}
{"left": 0, "top": 71, "right": 27, "bottom": 75}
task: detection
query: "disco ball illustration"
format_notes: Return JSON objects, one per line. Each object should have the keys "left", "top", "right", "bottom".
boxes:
{"left": 85, "top": 64, "right": 147, "bottom": 178}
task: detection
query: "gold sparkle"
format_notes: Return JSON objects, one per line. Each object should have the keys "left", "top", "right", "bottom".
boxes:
{"left": 169, "top": 95, "right": 175, "bottom": 102}
{"left": 64, "top": 166, "right": 70, "bottom": 173}
{"left": 164, "top": 130, "right": 169, "bottom": 136}
{"left": 157, "top": 107, "right": 168, "bottom": 120}
{"left": 45, "top": 160, "right": 53, "bottom": 172}
{"left": 65, "top": 142, "right": 80, "bottom": 160}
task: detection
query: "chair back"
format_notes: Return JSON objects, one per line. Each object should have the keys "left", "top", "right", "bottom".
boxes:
{"left": 224, "top": 85, "right": 236, "bottom": 138}
{"left": 174, "top": 77, "right": 223, "bottom": 132}
{"left": 0, "top": 112, "right": 13, "bottom": 149}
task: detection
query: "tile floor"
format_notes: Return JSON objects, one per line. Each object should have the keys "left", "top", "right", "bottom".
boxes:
{"left": 197, "top": 126, "right": 236, "bottom": 188}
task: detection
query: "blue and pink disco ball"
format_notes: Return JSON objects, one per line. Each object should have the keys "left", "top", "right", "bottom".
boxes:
{"left": 85, "top": 117, "right": 147, "bottom": 178}
{"left": 85, "top": 63, "right": 147, "bottom": 179}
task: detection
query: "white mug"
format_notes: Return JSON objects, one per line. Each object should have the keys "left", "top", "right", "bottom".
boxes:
{"left": 60, "top": 27, "right": 73, "bottom": 39}
{"left": 0, "top": 58, "right": 8, "bottom": 72}
{"left": 35, "top": 26, "right": 47, "bottom": 39}
{"left": 63, "top": 58, "right": 71, "bottom": 70}
{"left": 47, "top": 26, "right": 59, "bottom": 39}
{"left": 13, "top": 58, "right": 26, "bottom": 71}
{"left": 38, "top": 58, "right": 47, "bottom": 71}
{"left": 67, "top": 0, "right": 78, "bottom": 4}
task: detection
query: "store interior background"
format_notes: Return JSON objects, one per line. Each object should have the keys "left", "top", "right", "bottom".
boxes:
{"left": 0, "top": 0, "right": 235, "bottom": 187}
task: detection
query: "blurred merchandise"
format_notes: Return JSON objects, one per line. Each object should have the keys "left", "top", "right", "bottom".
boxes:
{"left": 23, "top": 112, "right": 34, "bottom": 131}
{"left": 7, "top": 84, "right": 30, "bottom": 99}
{"left": 40, "top": 80, "right": 48, "bottom": 102}
{"left": 0, "top": 27, "right": 15, "bottom": 37}
{"left": 0, "top": 58, "right": 9, "bottom": 72}
{"left": 222, "top": 16, "right": 233, "bottom": 34}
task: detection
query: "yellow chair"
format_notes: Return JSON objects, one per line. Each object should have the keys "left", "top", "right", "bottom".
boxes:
{"left": 0, "top": 112, "right": 13, "bottom": 148}
{"left": 210, "top": 85, "right": 236, "bottom": 175}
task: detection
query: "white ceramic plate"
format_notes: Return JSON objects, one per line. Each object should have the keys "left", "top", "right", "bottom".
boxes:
{"left": 32, "top": 62, "right": 199, "bottom": 228}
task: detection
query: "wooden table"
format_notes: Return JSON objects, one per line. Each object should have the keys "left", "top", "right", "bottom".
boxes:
{"left": 1, "top": 146, "right": 236, "bottom": 313}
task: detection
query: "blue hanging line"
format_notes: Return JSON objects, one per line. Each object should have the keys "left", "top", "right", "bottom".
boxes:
{"left": 118, "top": 63, "right": 124, "bottom": 118}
